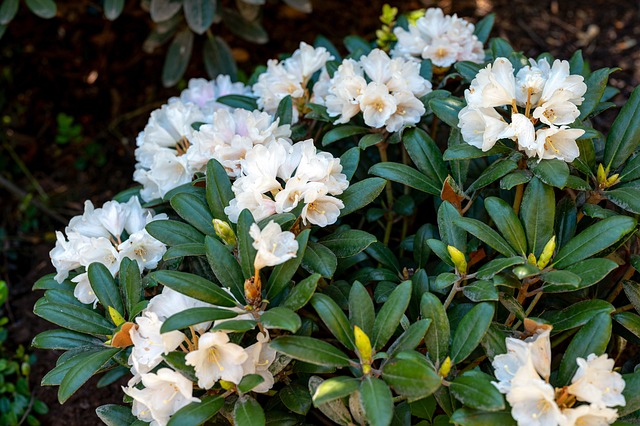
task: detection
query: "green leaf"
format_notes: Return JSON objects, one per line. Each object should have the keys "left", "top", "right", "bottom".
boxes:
{"left": 484, "top": 197, "right": 527, "bottom": 256}
{"left": 162, "top": 28, "right": 193, "bottom": 87}
{"left": 321, "top": 229, "right": 377, "bottom": 258}
{"left": 339, "top": 177, "right": 387, "bottom": 216}
{"left": 32, "top": 329, "right": 103, "bottom": 350}
{"left": 163, "top": 243, "right": 206, "bottom": 260}
{"left": 544, "top": 300, "right": 615, "bottom": 332}
{"left": 34, "top": 302, "right": 114, "bottom": 335}
{"left": 429, "top": 97, "right": 465, "bottom": 127}
{"left": 183, "top": 0, "right": 215, "bottom": 34}
{"left": 467, "top": 159, "right": 518, "bottom": 192}
{"left": 119, "top": 258, "right": 142, "bottom": 320}
{"left": 233, "top": 395, "right": 265, "bottom": 426}
{"left": 555, "top": 197, "right": 577, "bottom": 249}
{"left": 481, "top": 324, "right": 507, "bottom": 360}
{"left": 372, "top": 281, "right": 412, "bottom": 350}
{"left": 275, "top": 95, "right": 293, "bottom": 126}
{"left": 403, "top": 127, "right": 448, "bottom": 187}
{"left": 58, "top": 348, "right": 120, "bottom": 403}
{"left": 528, "top": 158, "right": 570, "bottom": 189}
{"left": 349, "top": 281, "right": 375, "bottom": 337}
{"left": 344, "top": 35, "right": 372, "bottom": 55}
{"left": 167, "top": 395, "right": 224, "bottom": 426}
{"left": 614, "top": 312, "right": 640, "bottom": 339}
{"left": 366, "top": 242, "right": 401, "bottom": 272}
{"left": 161, "top": 307, "right": 237, "bottom": 333}
{"left": 146, "top": 220, "right": 204, "bottom": 245}
{"left": 620, "top": 371, "right": 640, "bottom": 416}
{"left": 473, "top": 13, "right": 495, "bottom": 43}
{"left": 237, "top": 209, "right": 257, "bottom": 279}
{"left": 420, "top": 293, "right": 450, "bottom": 363}
{"left": 282, "top": 274, "right": 320, "bottom": 311}
{"left": 490, "top": 38, "right": 514, "bottom": 58}
{"left": 369, "top": 162, "right": 440, "bottom": 195}
{"left": 360, "top": 376, "right": 394, "bottom": 426}
{"left": 322, "top": 125, "right": 370, "bottom": 146}
{"left": 163, "top": 352, "right": 197, "bottom": 382}
{"left": 453, "top": 217, "right": 517, "bottom": 258}
{"left": 624, "top": 280, "right": 640, "bottom": 313}
{"left": 619, "top": 153, "right": 640, "bottom": 183}
{"left": 557, "top": 312, "right": 612, "bottom": 386}
{"left": 463, "top": 280, "right": 499, "bottom": 302}
{"left": 454, "top": 61, "right": 484, "bottom": 83}
{"left": 443, "top": 143, "right": 510, "bottom": 161}
{"left": 266, "top": 230, "right": 309, "bottom": 299}
{"left": 150, "top": 270, "right": 237, "bottom": 307}
{"left": 96, "top": 404, "right": 136, "bottom": 426}
{"left": 553, "top": 215, "right": 637, "bottom": 268}
{"left": 203, "top": 36, "right": 237, "bottom": 80}
{"left": 388, "top": 319, "right": 432, "bottom": 357}
{"left": 205, "top": 159, "right": 234, "bottom": 221}
{"left": 220, "top": 8, "right": 268, "bottom": 44}
{"left": 476, "top": 257, "right": 525, "bottom": 280}
{"left": 313, "top": 376, "right": 359, "bottom": 406}
{"left": 414, "top": 224, "right": 436, "bottom": 268}
{"left": 520, "top": 177, "right": 555, "bottom": 257}
{"left": 500, "top": 170, "right": 532, "bottom": 190}
{"left": 604, "top": 84, "right": 640, "bottom": 170}
{"left": 449, "top": 371, "right": 505, "bottom": 411}
{"left": 543, "top": 258, "right": 617, "bottom": 292}
{"left": 279, "top": 383, "right": 312, "bottom": 415}
{"left": 210, "top": 319, "right": 256, "bottom": 332}
{"left": 438, "top": 201, "right": 466, "bottom": 252}
{"left": 382, "top": 355, "right": 441, "bottom": 401}
{"left": 311, "top": 294, "right": 355, "bottom": 350}
{"left": 270, "top": 336, "right": 351, "bottom": 367}
{"left": 450, "top": 408, "right": 516, "bottom": 426}
{"left": 216, "top": 94, "right": 258, "bottom": 111}
{"left": 541, "top": 270, "right": 582, "bottom": 287}
{"left": 450, "top": 302, "right": 495, "bottom": 364}
{"left": 301, "top": 241, "right": 337, "bottom": 278}
{"left": 170, "top": 193, "right": 215, "bottom": 236}
{"left": 0, "top": 0, "right": 18, "bottom": 24}
{"left": 359, "top": 133, "right": 385, "bottom": 150}
{"left": 580, "top": 68, "right": 615, "bottom": 119}
{"left": 340, "top": 146, "right": 360, "bottom": 181}
{"left": 88, "top": 263, "right": 124, "bottom": 316}
{"left": 25, "top": 0, "right": 56, "bottom": 18}
{"left": 261, "top": 307, "right": 301, "bottom": 333}
{"left": 237, "top": 374, "right": 265, "bottom": 394}
{"left": 606, "top": 187, "right": 640, "bottom": 214}
{"left": 204, "top": 236, "right": 244, "bottom": 301}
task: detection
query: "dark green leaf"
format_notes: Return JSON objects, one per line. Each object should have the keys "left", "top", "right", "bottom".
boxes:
{"left": 454, "top": 61, "right": 484, "bottom": 83}
{"left": 541, "top": 270, "right": 582, "bottom": 287}
{"left": 282, "top": 274, "right": 320, "bottom": 311}
{"left": 454, "top": 217, "right": 517, "bottom": 258}
{"left": 476, "top": 257, "right": 525, "bottom": 280}
{"left": 34, "top": 302, "right": 114, "bottom": 335}
{"left": 429, "top": 97, "right": 465, "bottom": 127}
{"left": 349, "top": 281, "right": 375, "bottom": 337}
{"left": 403, "top": 127, "right": 448, "bottom": 187}
{"left": 205, "top": 159, "right": 234, "bottom": 221}
{"left": 266, "top": 229, "right": 309, "bottom": 299}
{"left": 449, "top": 370, "right": 505, "bottom": 411}
{"left": 484, "top": 197, "right": 527, "bottom": 256}
{"left": 237, "top": 209, "right": 257, "bottom": 279}
{"left": 270, "top": 336, "right": 351, "bottom": 367}
{"left": 162, "top": 28, "right": 193, "bottom": 87}
{"left": 150, "top": 270, "right": 237, "bottom": 307}
{"left": 339, "top": 177, "right": 387, "bottom": 216}
{"left": 604, "top": 84, "right": 640, "bottom": 170}
{"left": 58, "top": 348, "right": 120, "bottom": 403}
{"left": 555, "top": 197, "right": 577, "bottom": 249}
{"left": 301, "top": 241, "right": 337, "bottom": 278}
{"left": 359, "top": 133, "right": 385, "bottom": 150}
{"left": 275, "top": 95, "right": 293, "bottom": 126}
{"left": 340, "top": 147, "right": 360, "bottom": 181}
{"left": 620, "top": 371, "right": 640, "bottom": 416}
{"left": 450, "top": 302, "right": 495, "bottom": 364}
{"left": 161, "top": 307, "right": 237, "bottom": 333}
{"left": 438, "top": 201, "right": 466, "bottom": 252}
{"left": 25, "top": 0, "right": 56, "bottom": 18}
{"left": 279, "top": 383, "right": 312, "bottom": 415}
{"left": 614, "top": 312, "right": 640, "bottom": 339}
{"left": 204, "top": 236, "right": 244, "bottom": 301}
{"left": 369, "top": 162, "right": 440, "bottom": 195}
{"left": 88, "top": 263, "right": 124, "bottom": 315}
{"left": 322, "top": 125, "right": 370, "bottom": 146}
{"left": 382, "top": 355, "right": 441, "bottom": 401}
{"left": 237, "top": 374, "right": 265, "bottom": 394}
{"left": 203, "top": 36, "right": 237, "bottom": 80}
{"left": 0, "top": 0, "right": 18, "bottom": 24}
{"left": 163, "top": 243, "right": 206, "bottom": 260}
{"left": 167, "top": 395, "right": 223, "bottom": 426}
{"left": 544, "top": 300, "right": 614, "bottom": 332}
{"left": 463, "top": 280, "right": 499, "bottom": 302}
{"left": 216, "top": 94, "right": 258, "bottom": 111}
{"left": 450, "top": 408, "right": 515, "bottom": 426}
{"left": 580, "top": 68, "right": 615, "bottom": 119}
{"left": 500, "top": 170, "right": 532, "bottom": 190}
{"left": 520, "top": 177, "right": 555, "bottom": 257}
{"left": 467, "top": 159, "right": 518, "bottom": 192}
{"left": 146, "top": 220, "right": 204, "bottom": 245}
{"left": 387, "top": 319, "right": 432, "bottom": 357}
{"left": 220, "top": 8, "right": 268, "bottom": 44}
{"left": 619, "top": 153, "right": 640, "bottom": 183}
{"left": 312, "top": 376, "right": 359, "bottom": 406}
{"left": 606, "top": 187, "right": 640, "bottom": 214}
{"left": 261, "top": 307, "right": 301, "bottom": 333}
{"left": 473, "top": 13, "right": 495, "bottom": 43}
{"left": 420, "top": 293, "right": 450, "bottom": 363}
{"left": 528, "top": 159, "right": 570, "bottom": 189}
{"left": 96, "top": 404, "right": 136, "bottom": 426}
{"left": 372, "top": 281, "right": 412, "bottom": 350}
{"left": 321, "top": 230, "right": 377, "bottom": 258}
{"left": 183, "top": 0, "right": 215, "bottom": 34}
{"left": 443, "top": 143, "right": 511, "bottom": 161}
{"left": 32, "top": 329, "right": 103, "bottom": 350}
{"left": 233, "top": 395, "right": 265, "bottom": 426}
{"left": 360, "top": 376, "right": 394, "bottom": 426}
{"left": 311, "top": 293, "right": 355, "bottom": 350}
{"left": 171, "top": 193, "right": 215, "bottom": 236}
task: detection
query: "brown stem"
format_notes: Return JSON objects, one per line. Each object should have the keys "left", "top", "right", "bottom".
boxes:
{"left": 607, "top": 265, "right": 636, "bottom": 303}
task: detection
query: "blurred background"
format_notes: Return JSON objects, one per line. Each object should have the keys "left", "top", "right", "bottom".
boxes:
{"left": 0, "top": 0, "right": 639, "bottom": 422}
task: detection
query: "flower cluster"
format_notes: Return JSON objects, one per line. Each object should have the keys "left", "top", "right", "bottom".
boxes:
{"left": 392, "top": 8, "right": 485, "bottom": 68}
{"left": 458, "top": 57, "right": 587, "bottom": 162}
{"left": 492, "top": 323, "right": 625, "bottom": 426}
{"left": 253, "top": 42, "right": 333, "bottom": 123}
{"left": 134, "top": 77, "right": 251, "bottom": 201}
{"left": 123, "top": 221, "right": 295, "bottom": 425}
{"left": 225, "top": 139, "right": 349, "bottom": 227}
{"left": 314, "top": 49, "right": 432, "bottom": 132}
{"left": 49, "top": 197, "right": 167, "bottom": 304}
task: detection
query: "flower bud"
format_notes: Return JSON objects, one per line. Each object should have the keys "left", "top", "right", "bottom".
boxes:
{"left": 219, "top": 380, "right": 235, "bottom": 390}
{"left": 439, "top": 356, "right": 451, "bottom": 377}
{"left": 606, "top": 173, "right": 620, "bottom": 187}
{"left": 597, "top": 163, "right": 607, "bottom": 186}
{"left": 447, "top": 245, "right": 467, "bottom": 275}
{"left": 108, "top": 306, "right": 126, "bottom": 327}
{"left": 213, "top": 219, "right": 237, "bottom": 246}
{"left": 527, "top": 253, "right": 537, "bottom": 265}
{"left": 537, "top": 236, "right": 556, "bottom": 269}
{"left": 354, "top": 326, "right": 373, "bottom": 374}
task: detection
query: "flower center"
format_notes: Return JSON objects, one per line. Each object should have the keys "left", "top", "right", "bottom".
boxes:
{"left": 208, "top": 347, "right": 225, "bottom": 371}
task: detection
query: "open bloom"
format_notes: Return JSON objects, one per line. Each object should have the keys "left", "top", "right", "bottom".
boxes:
{"left": 129, "top": 311, "right": 185, "bottom": 378}
{"left": 185, "top": 331, "right": 248, "bottom": 389}
{"left": 241, "top": 331, "right": 277, "bottom": 393}
{"left": 250, "top": 221, "right": 298, "bottom": 270}
{"left": 567, "top": 354, "right": 626, "bottom": 409}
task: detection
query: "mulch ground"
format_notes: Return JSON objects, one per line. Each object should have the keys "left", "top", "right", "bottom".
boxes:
{"left": 1, "top": 0, "right": 638, "bottom": 423}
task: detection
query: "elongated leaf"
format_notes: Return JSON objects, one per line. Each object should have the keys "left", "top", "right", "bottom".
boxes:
{"left": 528, "top": 159, "right": 570, "bottom": 188}
{"left": 557, "top": 313, "right": 612, "bottom": 386}
{"left": 146, "top": 220, "right": 204, "bottom": 245}
{"left": 369, "top": 162, "right": 440, "bottom": 195}
{"left": 544, "top": 300, "right": 614, "bottom": 332}
{"left": 500, "top": 170, "right": 532, "bottom": 190}
{"left": 25, "top": 0, "right": 56, "bottom": 18}
{"left": 339, "top": 177, "right": 386, "bottom": 216}
{"left": 163, "top": 243, "right": 206, "bottom": 260}
{"left": 150, "top": 270, "right": 237, "bottom": 307}
{"left": 454, "top": 217, "right": 517, "bottom": 258}
{"left": 476, "top": 257, "right": 524, "bottom": 280}
{"left": 88, "top": 263, "right": 124, "bottom": 316}
{"left": 467, "top": 159, "right": 518, "bottom": 192}
{"left": 580, "top": 68, "right": 615, "bottom": 119}
{"left": 270, "top": 336, "right": 351, "bottom": 367}
{"left": 420, "top": 293, "right": 450, "bottom": 363}
{"left": 321, "top": 230, "right": 376, "bottom": 258}
{"left": 313, "top": 376, "right": 359, "bottom": 406}
{"left": 167, "top": 395, "right": 223, "bottom": 426}
{"left": 162, "top": 28, "right": 194, "bottom": 87}
{"left": 161, "top": 307, "right": 237, "bottom": 332}
{"left": 32, "top": 329, "right": 103, "bottom": 350}
{"left": 340, "top": 147, "right": 360, "bottom": 181}
{"left": 183, "top": 0, "right": 215, "bottom": 34}
{"left": 205, "top": 159, "right": 234, "bottom": 221}
{"left": 220, "top": 8, "right": 268, "bottom": 44}
{"left": 322, "top": 125, "right": 369, "bottom": 146}
{"left": 438, "top": 201, "right": 466, "bottom": 252}
{"left": 261, "top": 307, "right": 301, "bottom": 333}
{"left": 520, "top": 177, "right": 555, "bottom": 257}
{"left": 96, "top": 404, "right": 136, "bottom": 426}
{"left": 463, "top": 280, "right": 499, "bottom": 302}
{"left": 444, "top": 143, "right": 511, "bottom": 161}
{"left": 150, "top": 0, "right": 181, "bottom": 21}
{"left": 34, "top": 302, "right": 114, "bottom": 335}
{"left": 484, "top": 197, "right": 527, "bottom": 255}
{"left": 266, "top": 229, "right": 309, "bottom": 299}
{"left": 205, "top": 236, "right": 244, "bottom": 301}
{"left": 430, "top": 97, "right": 465, "bottom": 127}
{"left": 614, "top": 312, "right": 640, "bottom": 339}
{"left": 282, "top": 274, "right": 320, "bottom": 311}
{"left": 553, "top": 215, "right": 637, "bottom": 268}
{"left": 233, "top": 395, "right": 265, "bottom": 426}
{"left": 275, "top": 95, "right": 293, "bottom": 126}
{"left": 203, "top": 36, "right": 237, "bottom": 80}
{"left": 0, "top": 0, "right": 18, "bottom": 24}
{"left": 237, "top": 209, "right": 257, "bottom": 279}
{"left": 216, "top": 94, "right": 258, "bottom": 111}
{"left": 311, "top": 293, "right": 355, "bottom": 350}
{"left": 119, "top": 258, "right": 142, "bottom": 320}
{"left": 382, "top": 355, "right": 441, "bottom": 401}
{"left": 619, "top": 153, "right": 640, "bottom": 183}
{"left": 450, "top": 302, "right": 495, "bottom": 364}
{"left": 171, "top": 193, "right": 215, "bottom": 236}
{"left": 473, "top": 13, "right": 495, "bottom": 43}
{"left": 372, "top": 281, "right": 412, "bottom": 350}
{"left": 360, "top": 377, "right": 394, "bottom": 426}
{"left": 349, "top": 281, "right": 375, "bottom": 337}
{"left": 301, "top": 241, "right": 337, "bottom": 278}
{"left": 103, "top": 0, "right": 125, "bottom": 20}
{"left": 606, "top": 187, "right": 640, "bottom": 214}
{"left": 449, "top": 371, "right": 505, "bottom": 411}
{"left": 450, "top": 408, "right": 516, "bottom": 426}
{"left": 403, "top": 127, "right": 448, "bottom": 186}
{"left": 59, "top": 348, "right": 120, "bottom": 403}
{"left": 237, "top": 374, "right": 264, "bottom": 394}
{"left": 604, "top": 84, "right": 640, "bottom": 170}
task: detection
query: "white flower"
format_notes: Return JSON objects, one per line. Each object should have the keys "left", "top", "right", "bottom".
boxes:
{"left": 185, "top": 331, "right": 248, "bottom": 388}
{"left": 147, "top": 287, "right": 215, "bottom": 334}
{"left": 507, "top": 365, "right": 566, "bottom": 426}
{"left": 66, "top": 200, "right": 110, "bottom": 239}
{"left": 359, "top": 82, "right": 397, "bottom": 128}
{"left": 385, "top": 90, "right": 426, "bottom": 133}
{"left": 241, "top": 331, "right": 277, "bottom": 393}
{"left": 500, "top": 113, "right": 537, "bottom": 151}
{"left": 530, "top": 126, "right": 584, "bottom": 162}
{"left": 172, "top": 75, "right": 252, "bottom": 117}
{"left": 135, "top": 150, "right": 193, "bottom": 201}
{"left": 118, "top": 230, "right": 166, "bottom": 271}
{"left": 424, "top": 37, "right": 461, "bottom": 68}
{"left": 539, "top": 60, "right": 587, "bottom": 107}
{"left": 124, "top": 368, "right": 199, "bottom": 426}
{"left": 300, "top": 193, "right": 344, "bottom": 227}
{"left": 567, "top": 354, "right": 626, "bottom": 409}
{"left": 483, "top": 58, "right": 517, "bottom": 108}
{"left": 129, "top": 311, "right": 185, "bottom": 376}
{"left": 458, "top": 106, "right": 509, "bottom": 151}
{"left": 561, "top": 405, "right": 618, "bottom": 426}
{"left": 515, "top": 58, "right": 551, "bottom": 107}
{"left": 250, "top": 221, "right": 298, "bottom": 270}
{"left": 70, "top": 272, "right": 96, "bottom": 305}
{"left": 492, "top": 338, "right": 531, "bottom": 393}
{"left": 533, "top": 90, "right": 582, "bottom": 126}
{"left": 50, "top": 231, "right": 83, "bottom": 283}
{"left": 224, "top": 189, "right": 277, "bottom": 223}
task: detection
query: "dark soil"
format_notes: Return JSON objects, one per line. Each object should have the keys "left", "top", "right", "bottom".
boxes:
{"left": 1, "top": 0, "right": 639, "bottom": 424}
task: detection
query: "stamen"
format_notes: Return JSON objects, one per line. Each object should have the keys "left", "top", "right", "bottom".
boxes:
{"left": 208, "top": 347, "right": 225, "bottom": 371}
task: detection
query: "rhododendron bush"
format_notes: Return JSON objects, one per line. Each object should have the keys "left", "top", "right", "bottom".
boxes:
{"left": 31, "top": 6, "right": 640, "bottom": 426}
